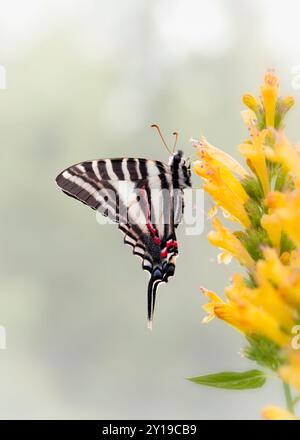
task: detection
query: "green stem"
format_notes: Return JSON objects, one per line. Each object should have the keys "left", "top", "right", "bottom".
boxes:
{"left": 283, "top": 381, "right": 294, "bottom": 414}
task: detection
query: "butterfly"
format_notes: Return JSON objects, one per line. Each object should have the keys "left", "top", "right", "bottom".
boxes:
{"left": 55, "top": 125, "right": 192, "bottom": 328}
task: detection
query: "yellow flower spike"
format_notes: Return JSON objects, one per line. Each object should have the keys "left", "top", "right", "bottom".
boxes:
{"left": 262, "top": 406, "right": 297, "bottom": 420}
{"left": 208, "top": 218, "right": 255, "bottom": 269}
{"left": 280, "top": 352, "right": 300, "bottom": 393}
{"left": 194, "top": 72, "right": 300, "bottom": 416}
{"left": 239, "top": 126, "right": 269, "bottom": 194}
{"left": 261, "top": 70, "right": 279, "bottom": 127}
{"left": 261, "top": 213, "right": 281, "bottom": 250}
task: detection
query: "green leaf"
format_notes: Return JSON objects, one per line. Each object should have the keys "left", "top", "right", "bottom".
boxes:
{"left": 187, "top": 370, "right": 266, "bottom": 390}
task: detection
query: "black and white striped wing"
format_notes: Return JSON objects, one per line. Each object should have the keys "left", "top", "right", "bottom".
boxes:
{"left": 56, "top": 158, "right": 169, "bottom": 221}
{"left": 56, "top": 158, "right": 183, "bottom": 327}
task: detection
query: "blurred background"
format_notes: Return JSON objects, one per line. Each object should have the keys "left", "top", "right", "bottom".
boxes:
{"left": 0, "top": 0, "right": 300, "bottom": 420}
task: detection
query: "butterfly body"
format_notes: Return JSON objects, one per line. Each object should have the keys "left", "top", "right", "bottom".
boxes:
{"left": 56, "top": 150, "right": 191, "bottom": 327}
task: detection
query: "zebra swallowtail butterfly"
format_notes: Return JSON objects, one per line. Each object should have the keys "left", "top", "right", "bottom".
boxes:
{"left": 55, "top": 126, "right": 192, "bottom": 329}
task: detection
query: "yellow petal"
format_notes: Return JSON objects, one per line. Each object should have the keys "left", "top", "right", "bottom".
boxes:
{"left": 200, "top": 287, "right": 223, "bottom": 323}
{"left": 208, "top": 218, "right": 255, "bottom": 269}
{"left": 239, "top": 126, "right": 269, "bottom": 194}
{"left": 224, "top": 274, "right": 291, "bottom": 346}
{"left": 261, "top": 71, "right": 279, "bottom": 127}
{"left": 193, "top": 156, "right": 251, "bottom": 227}
{"left": 256, "top": 248, "right": 300, "bottom": 309}
{"left": 266, "top": 131, "right": 300, "bottom": 181}
{"left": 261, "top": 213, "right": 281, "bottom": 250}
{"left": 194, "top": 137, "right": 248, "bottom": 177}
{"left": 267, "top": 190, "right": 300, "bottom": 247}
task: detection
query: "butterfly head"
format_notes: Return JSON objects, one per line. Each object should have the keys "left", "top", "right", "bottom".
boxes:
{"left": 150, "top": 125, "right": 192, "bottom": 188}
{"left": 169, "top": 150, "right": 192, "bottom": 188}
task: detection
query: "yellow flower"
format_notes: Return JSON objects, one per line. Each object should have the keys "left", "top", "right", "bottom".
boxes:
{"left": 280, "top": 352, "right": 300, "bottom": 393}
{"left": 193, "top": 137, "right": 248, "bottom": 177}
{"left": 201, "top": 287, "right": 241, "bottom": 331}
{"left": 262, "top": 406, "right": 297, "bottom": 420}
{"left": 239, "top": 126, "right": 269, "bottom": 194}
{"left": 261, "top": 71, "right": 279, "bottom": 127}
{"left": 255, "top": 248, "right": 300, "bottom": 309}
{"left": 260, "top": 213, "right": 281, "bottom": 250}
{"left": 228, "top": 272, "right": 294, "bottom": 333}
{"left": 207, "top": 218, "right": 255, "bottom": 269}
{"left": 266, "top": 131, "right": 300, "bottom": 181}
{"left": 267, "top": 190, "right": 300, "bottom": 247}
{"left": 224, "top": 274, "right": 291, "bottom": 346}
{"left": 200, "top": 287, "right": 223, "bottom": 324}
{"left": 193, "top": 145, "right": 250, "bottom": 227}
{"left": 201, "top": 274, "right": 290, "bottom": 346}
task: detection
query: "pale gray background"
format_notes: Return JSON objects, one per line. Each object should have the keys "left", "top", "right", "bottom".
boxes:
{"left": 0, "top": 0, "right": 299, "bottom": 419}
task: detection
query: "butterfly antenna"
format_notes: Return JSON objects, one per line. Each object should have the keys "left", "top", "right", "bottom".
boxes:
{"left": 172, "top": 131, "right": 179, "bottom": 152}
{"left": 151, "top": 124, "right": 173, "bottom": 155}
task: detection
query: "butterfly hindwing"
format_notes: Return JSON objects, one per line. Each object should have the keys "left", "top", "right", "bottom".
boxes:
{"left": 118, "top": 180, "right": 183, "bottom": 326}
